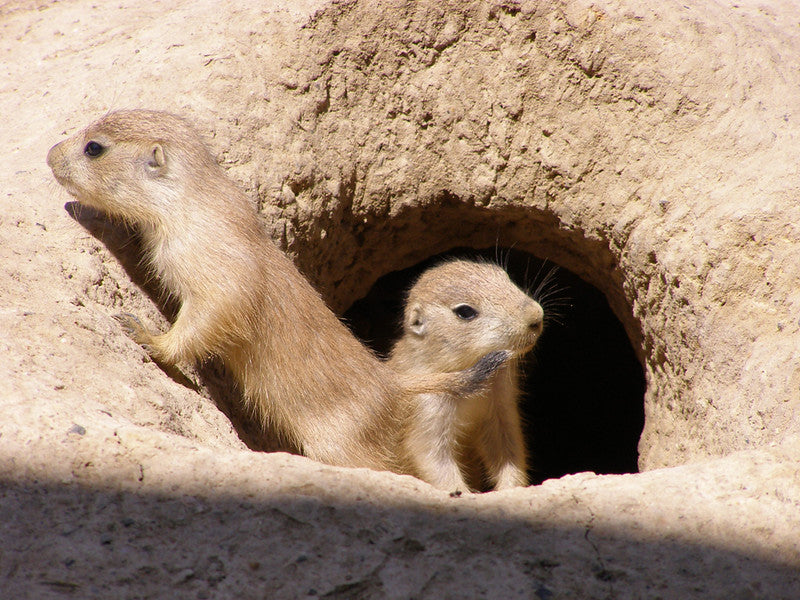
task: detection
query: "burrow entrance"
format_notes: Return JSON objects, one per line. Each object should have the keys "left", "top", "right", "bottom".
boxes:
{"left": 343, "top": 247, "right": 645, "bottom": 484}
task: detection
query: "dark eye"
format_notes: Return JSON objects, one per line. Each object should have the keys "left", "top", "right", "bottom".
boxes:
{"left": 83, "top": 141, "right": 105, "bottom": 158}
{"left": 453, "top": 304, "right": 478, "bottom": 320}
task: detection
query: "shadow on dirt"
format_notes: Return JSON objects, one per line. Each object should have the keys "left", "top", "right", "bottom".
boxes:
{"left": 1, "top": 476, "right": 796, "bottom": 599}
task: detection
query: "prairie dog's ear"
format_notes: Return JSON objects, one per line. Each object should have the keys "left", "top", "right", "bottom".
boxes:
{"left": 407, "top": 303, "right": 426, "bottom": 337}
{"left": 146, "top": 144, "right": 167, "bottom": 174}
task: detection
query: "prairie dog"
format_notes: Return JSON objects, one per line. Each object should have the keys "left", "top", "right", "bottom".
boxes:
{"left": 390, "top": 260, "right": 544, "bottom": 491}
{"left": 46, "top": 110, "right": 500, "bottom": 474}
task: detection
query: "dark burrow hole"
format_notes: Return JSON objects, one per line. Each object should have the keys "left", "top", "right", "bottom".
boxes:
{"left": 344, "top": 247, "right": 646, "bottom": 484}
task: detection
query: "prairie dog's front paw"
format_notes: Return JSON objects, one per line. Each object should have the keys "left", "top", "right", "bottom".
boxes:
{"left": 463, "top": 349, "right": 512, "bottom": 394}
{"left": 494, "top": 466, "right": 529, "bottom": 491}
{"left": 114, "top": 313, "right": 152, "bottom": 347}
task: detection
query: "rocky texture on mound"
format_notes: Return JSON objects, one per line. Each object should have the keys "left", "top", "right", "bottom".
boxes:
{"left": 1, "top": 0, "right": 798, "bottom": 598}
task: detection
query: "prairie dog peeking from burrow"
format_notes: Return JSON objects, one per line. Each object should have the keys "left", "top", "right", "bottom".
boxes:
{"left": 389, "top": 259, "right": 544, "bottom": 492}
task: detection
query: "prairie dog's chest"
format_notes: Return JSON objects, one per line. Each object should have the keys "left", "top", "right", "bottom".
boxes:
{"left": 456, "top": 369, "right": 518, "bottom": 425}
{"left": 142, "top": 226, "right": 198, "bottom": 300}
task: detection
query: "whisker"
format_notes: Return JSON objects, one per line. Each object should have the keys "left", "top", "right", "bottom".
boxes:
{"left": 520, "top": 262, "right": 573, "bottom": 330}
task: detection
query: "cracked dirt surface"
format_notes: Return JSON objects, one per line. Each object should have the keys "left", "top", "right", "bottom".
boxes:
{"left": 2, "top": 0, "right": 800, "bottom": 597}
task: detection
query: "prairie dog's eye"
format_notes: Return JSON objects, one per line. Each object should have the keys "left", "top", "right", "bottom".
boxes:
{"left": 453, "top": 304, "right": 478, "bottom": 320}
{"left": 83, "top": 141, "right": 105, "bottom": 158}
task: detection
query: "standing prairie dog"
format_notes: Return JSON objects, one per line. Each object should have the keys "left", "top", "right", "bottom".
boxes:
{"left": 390, "top": 260, "right": 544, "bottom": 492}
{"left": 46, "top": 109, "right": 501, "bottom": 474}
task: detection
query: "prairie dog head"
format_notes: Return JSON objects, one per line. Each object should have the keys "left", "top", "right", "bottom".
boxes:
{"left": 47, "top": 110, "right": 219, "bottom": 225}
{"left": 393, "top": 259, "right": 544, "bottom": 372}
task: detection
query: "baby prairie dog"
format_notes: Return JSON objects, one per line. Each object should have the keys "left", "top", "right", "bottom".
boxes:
{"left": 46, "top": 109, "right": 498, "bottom": 474}
{"left": 390, "top": 260, "right": 544, "bottom": 492}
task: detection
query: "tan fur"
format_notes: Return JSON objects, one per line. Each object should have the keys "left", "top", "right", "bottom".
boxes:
{"left": 390, "top": 260, "right": 544, "bottom": 492}
{"left": 47, "top": 110, "right": 499, "bottom": 475}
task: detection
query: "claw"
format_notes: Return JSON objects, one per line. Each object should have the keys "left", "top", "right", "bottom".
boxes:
{"left": 113, "top": 312, "right": 143, "bottom": 335}
{"left": 467, "top": 349, "right": 512, "bottom": 386}
{"left": 113, "top": 312, "right": 151, "bottom": 347}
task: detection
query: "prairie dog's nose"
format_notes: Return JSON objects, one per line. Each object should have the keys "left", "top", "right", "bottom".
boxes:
{"left": 46, "top": 142, "right": 61, "bottom": 170}
{"left": 526, "top": 301, "right": 545, "bottom": 335}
